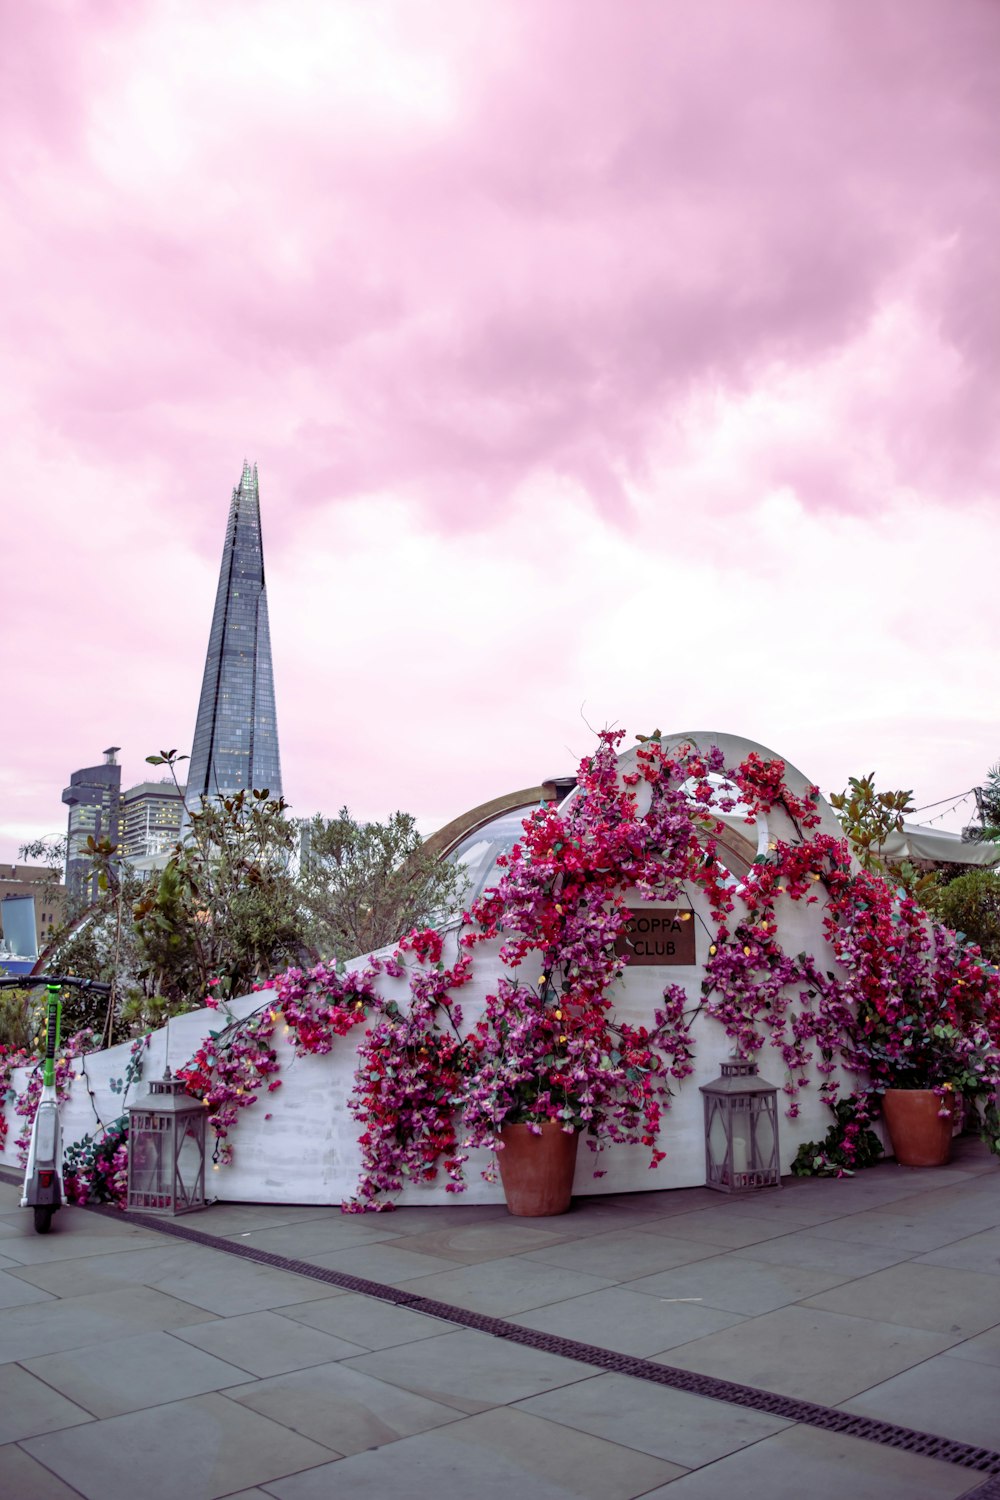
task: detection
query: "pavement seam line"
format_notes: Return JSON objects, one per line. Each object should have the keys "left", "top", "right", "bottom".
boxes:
{"left": 2, "top": 1169, "right": 995, "bottom": 1482}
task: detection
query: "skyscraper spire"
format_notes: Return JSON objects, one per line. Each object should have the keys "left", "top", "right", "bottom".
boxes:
{"left": 186, "top": 462, "right": 282, "bottom": 810}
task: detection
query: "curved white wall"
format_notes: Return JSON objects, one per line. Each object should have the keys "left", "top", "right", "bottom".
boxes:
{"left": 1, "top": 733, "right": 872, "bottom": 1207}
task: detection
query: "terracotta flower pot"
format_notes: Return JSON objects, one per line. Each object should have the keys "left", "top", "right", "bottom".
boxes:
{"left": 882, "top": 1089, "right": 956, "bottom": 1168}
{"left": 497, "top": 1122, "right": 580, "bottom": 1216}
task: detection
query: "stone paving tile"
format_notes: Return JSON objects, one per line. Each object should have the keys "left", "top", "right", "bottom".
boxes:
{"left": 724, "top": 1227, "right": 912, "bottom": 1277}
{"left": 0, "top": 1361, "right": 93, "bottom": 1443}
{"left": 632, "top": 1421, "right": 974, "bottom": 1499}
{"left": 134, "top": 1251, "right": 342, "bottom": 1316}
{"left": 915, "top": 1226, "right": 1000, "bottom": 1276}
{"left": 512, "top": 1205, "right": 667, "bottom": 1238}
{"left": 577, "top": 1187, "right": 721, "bottom": 1216}
{"left": 627, "top": 1250, "right": 855, "bottom": 1316}
{"left": 0, "top": 1266, "right": 57, "bottom": 1308}
{"left": 513, "top": 1285, "right": 745, "bottom": 1355}
{"left": 23, "top": 1391, "right": 338, "bottom": 1500}
{"left": 770, "top": 1171, "right": 963, "bottom": 1212}
{"left": 519, "top": 1227, "right": 720, "bottom": 1280}
{"left": 877, "top": 1183, "right": 1000, "bottom": 1227}
{"left": 705, "top": 1191, "right": 850, "bottom": 1227}
{"left": 293, "top": 1241, "right": 466, "bottom": 1284}
{"left": 262, "top": 1405, "right": 686, "bottom": 1500}
{"left": 3, "top": 1239, "right": 235, "bottom": 1298}
{"left": 851, "top": 1356, "right": 1000, "bottom": 1446}
{"left": 807, "top": 1207, "right": 977, "bottom": 1253}
{"left": 394, "top": 1254, "right": 615, "bottom": 1314}
{"left": 0, "top": 1284, "right": 218, "bottom": 1364}
{"left": 658, "top": 1303, "right": 960, "bottom": 1404}
{"left": 841, "top": 1351, "right": 1000, "bottom": 1450}
{"left": 632, "top": 1206, "right": 803, "bottom": 1250}
{"left": 0, "top": 1202, "right": 143, "bottom": 1238}
{"left": 0, "top": 1223, "right": 164, "bottom": 1264}
{"left": 358, "top": 1202, "right": 511, "bottom": 1235}
{"left": 198, "top": 1204, "right": 344, "bottom": 1235}
{"left": 22, "top": 1329, "right": 257, "bottom": 1417}
{"left": 211, "top": 1492, "right": 273, "bottom": 1500}
{"left": 801, "top": 1260, "right": 1000, "bottom": 1336}
{"left": 377, "top": 1220, "right": 572, "bottom": 1264}
{"left": 342, "top": 1329, "right": 597, "bottom": 1413}
{"left": 515, "top": 1370, "right": 792, "bottom": 1466}
{"left": 947, "top": 1324, "right": 1000, "bottom": 1369}
{"left": 173, "top": 1308, "right": 368, "bottom": 1374}
{"left": 0, "top": 1443, "right": 87, "bottom": 1499}
{"left": 224, "top": 1357, "right": 464, "bottom": 1454}
{"left": 276, "top": 1292, "right": 457, "bottom": 1349}
{"left": 216, "top": 1216, "right": 400, "bottom": 1256}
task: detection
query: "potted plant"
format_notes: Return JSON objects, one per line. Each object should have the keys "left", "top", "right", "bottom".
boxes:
{"left": 859, "top": 1016, "right": 971, "bottom": 1166}
{"left": 848, "top": 933, "right": 1000, "bottom": 1167}
{"left": 460, "top": 975, "right": 686, "bottom": 1213}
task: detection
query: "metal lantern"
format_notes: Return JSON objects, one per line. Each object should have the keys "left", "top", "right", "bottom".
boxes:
{"left": 700, "top": 1055, "right": 781, "bottom": 1194}
{"left": 126, "top": 1067, "right": 207, "bottom": 1214}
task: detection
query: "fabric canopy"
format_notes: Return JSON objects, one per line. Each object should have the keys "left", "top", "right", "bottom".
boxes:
{"left": 878, "top": 823, "right": 1000, "bottom": 868}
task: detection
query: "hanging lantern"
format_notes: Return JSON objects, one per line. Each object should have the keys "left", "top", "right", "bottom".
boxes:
{"left": 700, "top": 1055, "right": 781, "bottom": 1193}
{"left": 126, "top": 1067, "right": 207, "bottom": 1214}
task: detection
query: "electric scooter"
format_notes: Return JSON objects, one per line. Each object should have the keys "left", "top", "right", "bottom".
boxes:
{"left": 0, "top": 974, "right": 111, "bottom": 1233}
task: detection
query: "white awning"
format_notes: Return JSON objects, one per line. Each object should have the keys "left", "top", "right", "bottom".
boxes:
{"left": 878, "top": 824, "right": 1000, "bottom": 868}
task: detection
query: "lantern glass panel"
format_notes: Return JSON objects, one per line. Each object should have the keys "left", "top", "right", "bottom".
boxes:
{"left": 130, "top": 1116, "right": 171, "bottom": 1209}
{"left": 708, "top": 1101, "right": 729, "bottom": 1172}
{"left": 731, "top": 1106, "right": 750, "bottom": 1175}
{"left": 753, "top": 1107, "right": 775, "bottom": 1168}
{"left": 175, "top": 1122, "right": 204, "bottom": 1209}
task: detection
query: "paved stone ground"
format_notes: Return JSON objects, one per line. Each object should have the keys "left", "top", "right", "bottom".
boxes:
{"left": 1, "top": 1136, "right": 998, "bottom": 1499}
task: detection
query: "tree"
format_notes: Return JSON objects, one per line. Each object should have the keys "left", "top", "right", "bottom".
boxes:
{"left": 132, "top": 752, "right": 309, "bottom": 1010}
{"left": 974, "top": 763, "right": 1000, "bottom": 841}
{"left": 18, "top": 833, "right": 145, "bottom": 1040}
{"left": 930, "top": 869, "right": 1000, "bottom": 965}
{"left": 830, "top": 773, "right": 938, "bottom": 904}
{"left": 298, "top": 808, "right": 468, "bottom": 961}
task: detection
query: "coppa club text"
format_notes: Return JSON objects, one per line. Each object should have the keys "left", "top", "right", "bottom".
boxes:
{"left": 614, "top": 909, "right": 696, "bottom": 966}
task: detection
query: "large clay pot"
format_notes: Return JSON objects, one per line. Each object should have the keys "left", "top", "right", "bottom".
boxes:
{"left": 497, "top": 1122, "right": 580, "bottom": 1216}
{"left": 882, "top": 1089, "right": 956, "bottom": 1167}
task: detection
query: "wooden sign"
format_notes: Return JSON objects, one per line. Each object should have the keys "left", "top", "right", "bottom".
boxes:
{"left": 615, "top": 908, "right": 696, "bottom": 966}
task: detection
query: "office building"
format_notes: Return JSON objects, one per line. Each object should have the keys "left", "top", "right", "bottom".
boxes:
{"left": 61, "top": 747, "right": 121, "bottom": 901}
{"left": 120, "top": 779, "right": 187, "bottom": 862}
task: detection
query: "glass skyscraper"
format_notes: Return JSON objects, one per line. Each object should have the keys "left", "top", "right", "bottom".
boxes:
{"left": 186, "top": 461, "right": 283, "bottom": 810}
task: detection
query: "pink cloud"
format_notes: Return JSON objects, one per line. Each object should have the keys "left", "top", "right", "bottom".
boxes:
{"left": 1, "top": 1, "right": 999, "bottom": 858}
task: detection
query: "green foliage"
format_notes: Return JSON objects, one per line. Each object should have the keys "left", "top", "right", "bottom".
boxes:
{"left": 790, "top": 1096, "right": 885, "bottom": 1177}
{"left": 929, "top": 869, "right": 1000, "bottom": 965}
{"left": 0, "top": 990, "right": 36, "bottom": 1051}
{"left": 298, "top": 808, "right": 468, "bottom": 960}
{"left": 830, "top": 773, "right": 938, "bottom": 904}
{"left": 977, "top": 763, "right": 1000, "bottom": 839}
{"left": 133, "top": 752, "right": 308, "bottom": 1008}
{"left": 981, "top": 1099, "right": 1000, "bottom": 1158}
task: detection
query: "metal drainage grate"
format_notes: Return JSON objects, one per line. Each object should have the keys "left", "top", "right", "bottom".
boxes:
{"left": 67, "top": 1195, "right": 1000, "bottom": 1479}
{"left": 2, "top": 1167, "right": 995, "bottom": 1479}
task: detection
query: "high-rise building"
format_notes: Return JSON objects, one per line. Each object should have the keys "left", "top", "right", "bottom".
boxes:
{"left": 120, "top": 779, "right": 187, "bottom": 862}
{"left": 186, "top": 461, "right": 283, "bottom": 811}
{"left": 62, "top": 747, "right": 121, "bottom": 900}
{"left": 0, "top": 863, "right": 67, "bottom": 957}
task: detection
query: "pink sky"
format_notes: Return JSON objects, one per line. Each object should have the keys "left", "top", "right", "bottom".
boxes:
{"left": 2, "top": 0, "right": 999, "bottom": 861}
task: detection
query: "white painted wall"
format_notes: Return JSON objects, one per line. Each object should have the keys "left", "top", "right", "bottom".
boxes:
{"left": 1, "top": 733, "right": 875, "bottom": 1208}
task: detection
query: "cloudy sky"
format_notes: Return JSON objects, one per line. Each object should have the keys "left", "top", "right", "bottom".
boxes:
{"left": 2, "top": 0, "right": 998, "bottom": 860}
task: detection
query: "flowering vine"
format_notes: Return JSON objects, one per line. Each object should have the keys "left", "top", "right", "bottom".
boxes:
{"left": 6, "top": 729, "right": 1000, "bottom": 1210}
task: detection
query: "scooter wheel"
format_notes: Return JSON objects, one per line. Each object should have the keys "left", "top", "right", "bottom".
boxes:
{"left": 33, "top": 1206, "right": 55, "bottom": 1234}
